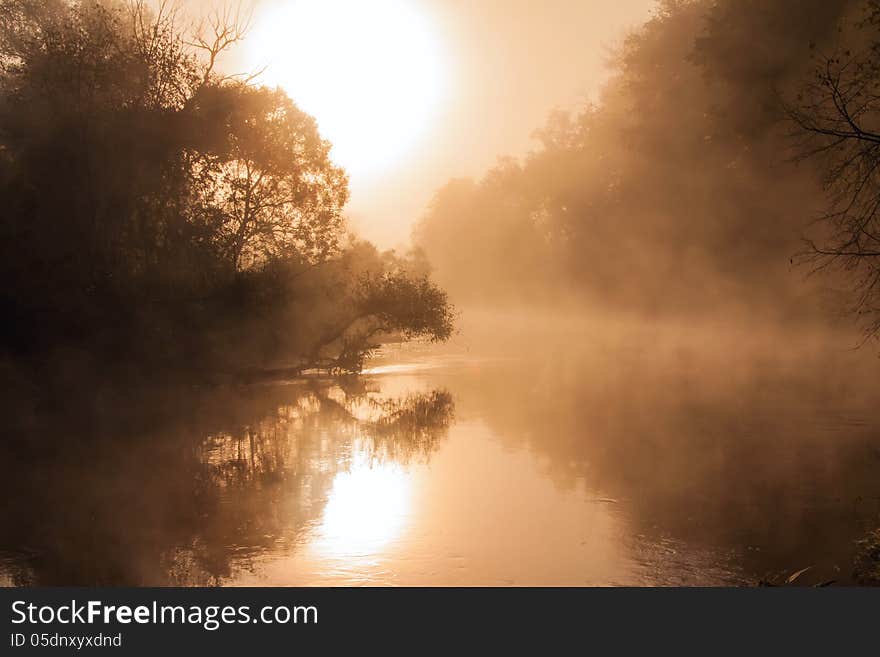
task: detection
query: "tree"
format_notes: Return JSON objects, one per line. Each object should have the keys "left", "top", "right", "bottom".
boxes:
{"left": 322, "top": 269, "right": 455, "bottom": 374}
{"left": 0, "top": 0, "right": 453, "bottom": 378}
{"left": 415, "top": 0, "right": 850, "bottom": 325}
{"left": 190, "top": 85, "right": 348, "bottom": 271}
{"left": 272, "top": 242, "right": 456, "bottom": 374}
{"left": 788, "top": 1, "right": 880, "bottom": 337}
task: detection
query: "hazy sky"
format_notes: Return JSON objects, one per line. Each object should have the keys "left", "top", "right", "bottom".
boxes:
{"left": 215, "top": 0, "right": 657, "bottom": 248}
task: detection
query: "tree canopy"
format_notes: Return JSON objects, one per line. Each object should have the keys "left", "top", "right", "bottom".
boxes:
{"left": 0, "top": 0, "right": 453, "bottom": 380}
{"left": 415, "top": 0, "right": 873, "bottom": 331}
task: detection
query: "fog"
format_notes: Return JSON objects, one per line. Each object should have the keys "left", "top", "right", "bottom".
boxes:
{"left": 2, "top": 0, "right": 880, "bottom": 587}
{"left": 4, "top": 317, "right": 879, "bottom": 585}
{"left": 230, "top": 0, "right": 657, "bottom": 247}
{"left": 415, "top": 1, "right": 868, "bottom": 328}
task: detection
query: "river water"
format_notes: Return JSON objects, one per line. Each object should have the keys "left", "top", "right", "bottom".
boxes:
{"left": 2, "top": 317, "right": 879, "bottom": 585}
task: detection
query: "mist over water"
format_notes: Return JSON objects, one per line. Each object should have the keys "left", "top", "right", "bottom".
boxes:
{"left": 3, "top": 0, "right": 880, "bottom": 589}
{"left": 2, "top": 311, "right": 878, "bottom": 586}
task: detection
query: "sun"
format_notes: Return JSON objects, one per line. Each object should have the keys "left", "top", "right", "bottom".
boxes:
{"left": 248, "top": 0, "right": 447, "bottom": 177}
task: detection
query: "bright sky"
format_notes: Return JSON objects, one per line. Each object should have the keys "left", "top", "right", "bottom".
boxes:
{"left": 223, "top": 0, "right": 657, "bottom": 248}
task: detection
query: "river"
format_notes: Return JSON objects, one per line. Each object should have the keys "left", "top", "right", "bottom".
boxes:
{"left": 2, "top": 316, "right": 879, "bottom": 585}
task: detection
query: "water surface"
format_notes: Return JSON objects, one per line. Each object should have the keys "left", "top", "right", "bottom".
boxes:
{"left": 2, "top": 320, "right": 879, "bottom": 586}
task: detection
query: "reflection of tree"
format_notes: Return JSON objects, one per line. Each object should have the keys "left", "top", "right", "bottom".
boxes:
{"left": 366, "top": 391, "right": 455, "bottom": 463}
{"left": 437, "top": 335, "right": 880, "bottom": 584}
{"left": 0, "top": 381, "right": 454, "bottom": 586}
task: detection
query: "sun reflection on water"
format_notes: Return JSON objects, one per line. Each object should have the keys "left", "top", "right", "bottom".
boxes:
{"left": 312, "top": 453, "right": 413, "bottom": 559}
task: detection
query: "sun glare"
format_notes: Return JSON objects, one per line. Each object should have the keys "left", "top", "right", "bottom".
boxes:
{"left": 315, "top": 456, "right": 413, "bottom": 558}
{"left": 249, "top": 0, "right": 447, "bottom": 177}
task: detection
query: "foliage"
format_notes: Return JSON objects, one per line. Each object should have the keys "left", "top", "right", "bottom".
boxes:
{"left": 365, "top": 390, "right": 455, "bottom": 463}
{"left": 305, "top": 246, "right": 455, "bottom": 374}
{"left": 414, "top": 0, "right": 858, "bottom": 324}
{"left": 0, "top": 0, "right": 452, "bottom": 379}
{"left": 788, "top": 1, "right": 880, "bottom": 337}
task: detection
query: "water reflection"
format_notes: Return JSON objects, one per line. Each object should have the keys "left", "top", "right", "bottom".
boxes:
{"left": 0, "top": 381, "right": 454, "bottom": 586}
{"left": 399, "top": 322, "right": 880, "bottom": 585}
{"left": 317, "top": 457, "right": 411, "bottom": 558}
{"left": 2, "top": 325, "right": 880, "bottom": 586}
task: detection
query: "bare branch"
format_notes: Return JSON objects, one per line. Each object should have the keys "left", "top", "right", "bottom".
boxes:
{"left": 187, "top": 1, "right": 255, "bottom": 84}
{"left": 787, "top": 41, "right": 880, "bottom": 339}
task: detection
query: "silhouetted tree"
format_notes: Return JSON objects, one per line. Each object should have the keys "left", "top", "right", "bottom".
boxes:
{"left": 789, "top": 1, "right": 880, "bottom": 336}
{"left": 189, "top": 85, "right": 348, "bottom": 271}
{"left": 415, "top": 0, "right": 854, "bottom": 328}
{"left": 0, "top": 0, "right": 452, "bottom": 379}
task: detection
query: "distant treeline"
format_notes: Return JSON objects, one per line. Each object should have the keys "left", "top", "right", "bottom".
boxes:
{"left": 0, "top": 0, "right": 453, "bottom": 383}
{"left": 416, "top": 0, "right": 880, "bottom": 337}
